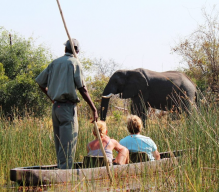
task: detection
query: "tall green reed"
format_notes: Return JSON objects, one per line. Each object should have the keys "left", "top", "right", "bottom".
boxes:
{"left": 0, "top": 99, "right": 218, "bottom": 191}
{"left": 0, "top": 113, "right": 56, "bottom": 186}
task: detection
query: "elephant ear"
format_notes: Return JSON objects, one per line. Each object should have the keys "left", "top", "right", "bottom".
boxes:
{"left": 121, "top": 70, "right": 149, "bottom": 99}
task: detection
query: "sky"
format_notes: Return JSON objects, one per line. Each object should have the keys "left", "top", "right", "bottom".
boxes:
{"left": 0, "top": 0, "right": 218, "bottom": 72}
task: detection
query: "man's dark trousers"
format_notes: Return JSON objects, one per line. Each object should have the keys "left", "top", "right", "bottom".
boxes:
{"left": 52, "top": 102, "right": 78, "bottom": 169}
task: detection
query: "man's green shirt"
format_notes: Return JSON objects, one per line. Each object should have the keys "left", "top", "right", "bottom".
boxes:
{"left": 35, "top": 53, "right": 85, "bottom": 103}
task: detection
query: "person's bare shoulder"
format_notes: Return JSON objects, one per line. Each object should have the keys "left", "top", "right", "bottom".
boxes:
{"left": 88, "top": 140, "right": 96, "bottom": 147}
{"left": 110, "top": 139, "right": 125, "bottom": 151}
{"left": 110, "top": 138, "right": 119, "bottom": 145}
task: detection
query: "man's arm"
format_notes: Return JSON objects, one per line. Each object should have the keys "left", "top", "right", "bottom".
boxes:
{"left": 78, "top": 86, "right": 98, "bottom": 122}
{"left": 39, "top": 86, "right": 53, "bottom": 103}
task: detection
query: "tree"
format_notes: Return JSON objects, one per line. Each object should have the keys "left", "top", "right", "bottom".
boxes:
{"left": 0, "top": 27, "right": 53, "bottom": 117}
{"left": 172, "top": 7, "right": 219, "bottom": 94}
{"left": 79, "top": 55, "right": 121, "bottom": 78}
{"left": 93, "top": 58, "right": 122, "bottom": 77}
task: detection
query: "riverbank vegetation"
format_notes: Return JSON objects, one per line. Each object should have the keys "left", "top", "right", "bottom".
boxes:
{"left": 0, "top": 100, "right": 218, "bottom": 191}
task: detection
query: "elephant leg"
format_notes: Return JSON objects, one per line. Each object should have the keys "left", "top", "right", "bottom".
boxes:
{"left": 131, "top": 97, "right": 147, "bottom": 128}
{"left": 131, "top": 102, "right": 135, "bottom": 114}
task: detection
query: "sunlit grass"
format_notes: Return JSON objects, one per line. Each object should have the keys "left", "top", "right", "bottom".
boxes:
{"left": 0, "top": 101, "right": 218, "bottom": 191}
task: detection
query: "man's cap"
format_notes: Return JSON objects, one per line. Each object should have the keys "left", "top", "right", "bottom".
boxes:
{"left": 64, "top": 38, "right": 80, "bottom": 52}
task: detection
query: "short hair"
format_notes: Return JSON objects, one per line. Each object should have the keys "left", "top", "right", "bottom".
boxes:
{"left": 93, "top": 121, "right": 107, "bottom": 137}
{"left": 127, "top": 115, "right": 142, "bottom": 134}
{"left": 65, "top": 46, "right": 79, "bottom": 54}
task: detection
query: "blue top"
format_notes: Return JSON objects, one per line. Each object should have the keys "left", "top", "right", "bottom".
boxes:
{"left": 87, "top": 139, "right": 113, "bottom": 165}
{"left": 119, "top": 135, "right": 157, "bottom": 161}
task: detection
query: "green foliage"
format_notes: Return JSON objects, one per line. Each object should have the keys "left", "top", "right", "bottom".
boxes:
{"left": 0, "top": 63, "right": 8, "bottom": 97}
{"left": 183, "top": 68, "right": 208, "bottom": 92}
{"left": 79, "top": 56, "right": 94, "bottom": 73}
{"left": 112, "top": 110, "right": 123, "bottom": 122}
{"left": 88, "top": 75, "right": 109, "bottom": 99}
{"left": 0, "top": 27, "right": 53, "bottom": 117}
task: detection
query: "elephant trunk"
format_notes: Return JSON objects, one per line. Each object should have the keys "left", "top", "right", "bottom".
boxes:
{"left": 100, "top": 97, "right": 110, "bottom": 121}
{"left": 100, "top": 82, "right": 117, "bottom": 120}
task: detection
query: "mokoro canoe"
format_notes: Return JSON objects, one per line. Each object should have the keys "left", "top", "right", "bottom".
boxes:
{"left": 10, "top": 150, "right": 184, "bottom": 186}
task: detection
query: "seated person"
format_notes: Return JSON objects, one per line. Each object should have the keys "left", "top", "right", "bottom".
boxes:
{"left": 87, "top": 121, "right": 129, "bottom": 165}
{"left": 119, "top": 115, "right": 160, "bottom": 161}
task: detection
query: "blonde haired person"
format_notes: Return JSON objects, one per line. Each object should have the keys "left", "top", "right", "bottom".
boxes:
{"left": 120, "top": 115, "right": 160, "bottom": 161}
{"left": 87, "top": 121, "right": 129, "bottom": 165}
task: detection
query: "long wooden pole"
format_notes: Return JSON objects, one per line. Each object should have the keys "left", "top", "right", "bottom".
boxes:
{"left": 56, "top": 0, "right": 77, "bottom": 58}
{"left": 56, "top": 0, "right": 113, "bottom": 183}
{"left": 93, "top": 121, "right": 113, "bottom": 182}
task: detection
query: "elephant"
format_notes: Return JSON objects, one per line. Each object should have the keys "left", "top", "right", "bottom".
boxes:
{"left": 100, "top": 68, "right": 197, "bottom": 125}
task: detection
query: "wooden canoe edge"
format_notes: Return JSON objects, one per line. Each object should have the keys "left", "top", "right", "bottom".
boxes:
{"left": 10, "top": 157, "right": 179, "bottom": 186}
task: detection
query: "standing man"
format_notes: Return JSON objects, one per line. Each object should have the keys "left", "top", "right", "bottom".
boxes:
{"left": 35, "top": 38, "right": 98, "bottom": 169}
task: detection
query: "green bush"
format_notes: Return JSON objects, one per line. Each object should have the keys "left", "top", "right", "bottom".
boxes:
{"left": 0, "top": 27, "right": 53, "bottom": 117}
{"left": 112, "top": 110, "right": 123, "bottom": 122}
